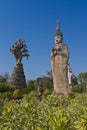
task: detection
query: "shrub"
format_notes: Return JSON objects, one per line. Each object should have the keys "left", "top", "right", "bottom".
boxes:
{"left": 13, "top": 89, "right": 21, "bottom": 99}
{"left": 21, "top": 87, "right": 31, "bottom": 95}
{"left": 68, "top": 92, "right": 76, "bottom": 99}
{"left": 0, "top": 82, "right": 15, "bottom": 93}
{"left": 73, "top": 84, "right": 82, "bottom": 92}
{"left": 43, "top": 88, "right": 52, "bottom": 96}
{"left": 0, "top": 91, "right": 13, "bottom": 99}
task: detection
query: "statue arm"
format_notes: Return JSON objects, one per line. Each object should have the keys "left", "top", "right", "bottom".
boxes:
{"left": 61, "top": 44, "right": 69, "bottom": 58}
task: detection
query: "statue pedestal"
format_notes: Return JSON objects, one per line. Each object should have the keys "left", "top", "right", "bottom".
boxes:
{"left": 10, "top": 63, "right": 26, "bottom": 89}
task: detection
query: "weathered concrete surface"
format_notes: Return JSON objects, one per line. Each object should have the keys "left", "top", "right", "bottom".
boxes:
{"left": 10, "top": 63, "right": 26, "bottom": 89}
{"left": 51, "top": 23, "right": 71, "bottom": 94}
{"left": 51, "top": 43, "right": 71, "bottom": 94}
{"left": 10, "top": 39, "right": 29, "bottom": 89}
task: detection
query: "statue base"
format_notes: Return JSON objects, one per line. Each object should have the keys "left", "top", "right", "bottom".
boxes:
{"left": 10, "top": 63, "right": 27, "bottom": 89}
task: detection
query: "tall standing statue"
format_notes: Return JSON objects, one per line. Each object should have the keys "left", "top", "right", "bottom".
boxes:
{"left": 51, "top": 22, "right": 71, "bottom": 94}
{"left": 10, "top": 39, "right": 29, "bottom": 89}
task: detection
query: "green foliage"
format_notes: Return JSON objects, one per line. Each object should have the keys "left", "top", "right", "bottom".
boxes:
{"left": 73, "top": 84, "right": 82, "bottom": 92}
{"left": 0, "top": 72, "right": 10, "bottom": 83}
{"left": 0, "top": 75, "right": 6, "bottom": 82}
{"left": 27, "top": 76, "right": 53, "bottom": 95}
{"left": 72, "top": 76, "right": 78, "bottom": 85}
{"left": 1, "top": 72, "right": 87, "bottom": 129}
{"left": 78, "top": 72, "right": 87, "bottom": 86}
{"left": 0, "top": 91, "right": 13, "bottom": 99}
{"left": 43, "top": 88, "right": 52, "bottom": 96}
{"left": 0, "top": 82, "right": 15, "bottom": 93}
{"left": 42, "top": 76, "right": 53, "bottom": 90}
{"left": 68, "top": 92, "right": 76, "bottom": 99}
{"left": 0, "top": 92, "right": 87, "bottom": 129}
{"left": 13, "top": 89, "right": 21, "bottom": 99}
{"left": 21, "top": 87, "right": 31, "bottom": 95}
{"left": 27, "top": 80, "right": 36, "bottom": 91}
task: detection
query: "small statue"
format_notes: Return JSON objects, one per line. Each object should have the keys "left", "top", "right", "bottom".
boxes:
{"left": 10, "top": 39, "right": 29, "bottom": 65}
{"left": 68, "top": 64, "right": 74, "bottom": 90}
{"left": 68, "top": 64, "right": 77, "bottom": 91}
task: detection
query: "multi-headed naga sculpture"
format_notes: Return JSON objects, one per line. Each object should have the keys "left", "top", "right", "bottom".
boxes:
{"left": 10, "top": 39, "right": 29, "bottom": 89}
{"left": 10, "top": 39, "right": 29, "bottom": 65}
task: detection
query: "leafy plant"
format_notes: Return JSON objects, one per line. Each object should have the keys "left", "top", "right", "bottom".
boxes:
{"left": 0, "top": 92, "right": 87, "bottom": 129}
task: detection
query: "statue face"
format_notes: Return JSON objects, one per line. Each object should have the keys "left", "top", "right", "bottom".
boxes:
{"left": 55, "top": 35, "right": 62, "bottom": 44}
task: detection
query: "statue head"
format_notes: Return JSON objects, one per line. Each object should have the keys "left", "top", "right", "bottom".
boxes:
{"left": 55, "top": 21, "right": 63, "bottom": 44}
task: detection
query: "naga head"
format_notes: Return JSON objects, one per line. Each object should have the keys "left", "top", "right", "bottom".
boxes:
{"left": 10, "top": 39, "right": 29, "bottom": 65}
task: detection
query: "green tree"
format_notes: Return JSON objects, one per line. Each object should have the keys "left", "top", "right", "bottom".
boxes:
{"left": 42, "top": 76, "right": 53, "bottom": 90}
{"left": 0, "top": 91, "right": 13, "bottom": 99}
{"left": 0, "top": 72, "right": 10, "bottom": 83}
{"left": 73, "top": 84, "right": 82, "bottom": 92}
{"left": 78, "top": 72, "right": 87, "bottom": 85}
{"left": 77, "top": 72, "right": 87, "bottom": 91}
{"left": 47, "top": 70, "right": 53, "bottom": 88}
{"left": 0, "top": 82, "right": 15, "bottom": 93}
{"left": 27, "top": 80, "right": 35, "bottom": 91}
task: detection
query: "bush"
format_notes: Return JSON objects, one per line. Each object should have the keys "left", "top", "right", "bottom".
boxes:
{"left": 1, "top": 92, "right": 87, "bottom": 129}
{"left": 0, "top": 91, "right": 13, "bottom": 99}
{"left": 68, "top": 92, "right": 76, "bottom": 99}
{"left": 0, "top": 82, "right": 15, "bottom": 93}
{"left": 27, "top": 80, "right": 35, "bottom": 91}
{"left": 13, "top": 89, "right": 22, "bottom": 99}
{"left": 43, "top": 88, "right": 52, "bottom": 96}
{"left": 21, "top": 87, "right": 31, "bottom": 95}
{"left": 73, "top": 84, "right": 82, "bottom": 92}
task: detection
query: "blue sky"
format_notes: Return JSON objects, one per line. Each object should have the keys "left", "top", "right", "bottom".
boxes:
{"left": 0, "top": 0, "right": 87, "bottom": 80}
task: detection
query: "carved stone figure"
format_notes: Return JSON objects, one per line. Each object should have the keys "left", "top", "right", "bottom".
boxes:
{"left": 68, "top": 64, "right": 74, "bottom": 90}
{"left": 10, "top": 39, "right": 29, "bottom": 65}
{"left": 10, "top": 39, "right": 29, "bottom": 89}
{"left": 68, "top": 64, "right": 77, "bottom": 91}
{"left": 51, "top": 22, "right": 71, "bottom": 94}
